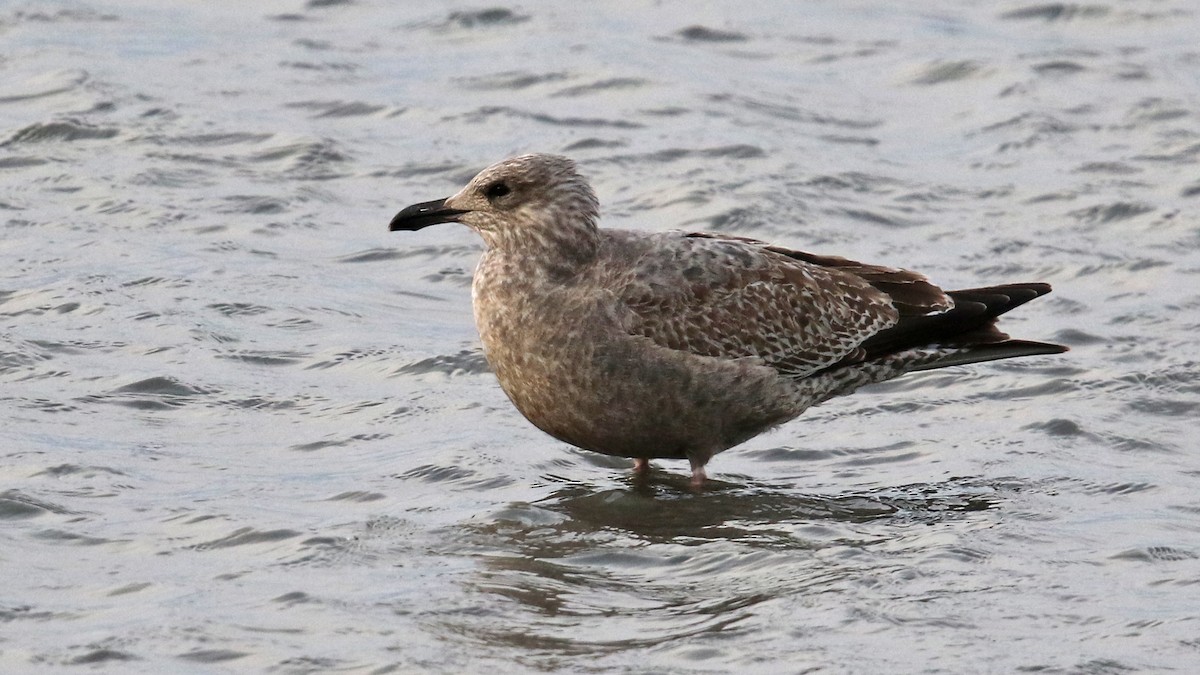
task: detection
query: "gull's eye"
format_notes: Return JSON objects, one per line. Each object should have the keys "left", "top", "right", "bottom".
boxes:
{"left": 485, "top": 182, "right": 511, "bottom": 200}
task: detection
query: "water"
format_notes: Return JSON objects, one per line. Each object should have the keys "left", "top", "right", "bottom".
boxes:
{"left": 2, "top": 1, "right": 1199, "bottom": 672}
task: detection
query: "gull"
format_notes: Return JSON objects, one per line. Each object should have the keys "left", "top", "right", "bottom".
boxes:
{"left": 389, "top": 154, "right": 1066, "bottom": 486}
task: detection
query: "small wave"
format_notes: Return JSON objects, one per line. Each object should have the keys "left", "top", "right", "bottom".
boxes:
{"left": 999, "top": 4, "right": 1111, "bottom": 22}
{"left": 552, "top": 78, "right": 648, "bottom": 98}
{"left": 463, "top": 106, "right": 644, "bottom": 129}
{"left": 1, "top": 120, "right": 117, "bottom": 146}
{"left": 909, "top": 60, "right": 984, "bottom": 86}
{"left": 79, "top": 376, "right": 216, "bottom": 411}
{"left": 286, "top": 100, "right": 387, "bottom": 118}
{"left": 675, "top": 26, "right": 749, "bottom": 43}
{"left": 1111, "top": 546, "right": 1198, "bottom": 562}
{"left": 0, "top": 69, "right": 88, "bottom": 104}
{"left": 396, "top": 350, "right": 491, "bottom": 376}
{"left": 455, "top": 71, "right": 568, "bottom": 92}
{"left": 1069, "top": 201, "right": 1155, "bottom": 225}
{"left": 444, "top": 8, "right": 529, "bottom": 29}
{"left": 192, "top": 526, "right": 303, "bottom": 550}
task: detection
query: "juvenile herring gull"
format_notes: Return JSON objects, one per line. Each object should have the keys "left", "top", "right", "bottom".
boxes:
{"left": 389, "top": 154, "right": 1066, "bottom": 485}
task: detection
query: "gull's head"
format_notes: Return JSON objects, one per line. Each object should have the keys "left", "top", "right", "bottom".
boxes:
{"left": 389, "top": 154, "right": 600, "bottom": 257}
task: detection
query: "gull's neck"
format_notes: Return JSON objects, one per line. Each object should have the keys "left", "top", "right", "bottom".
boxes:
{"left": 482, "top": 210, "right": 600, "bottom": 279}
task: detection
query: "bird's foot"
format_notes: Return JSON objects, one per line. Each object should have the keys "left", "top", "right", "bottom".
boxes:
{"left": 689, "top": 465, "right": 707, "bottom": 489}
{"left": 633, "top": 458, "right": 650, "bottom": 475}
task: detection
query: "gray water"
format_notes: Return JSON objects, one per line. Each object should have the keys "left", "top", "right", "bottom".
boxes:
{"left": 3, "top": 1, "right": 1199, "bottom": 672}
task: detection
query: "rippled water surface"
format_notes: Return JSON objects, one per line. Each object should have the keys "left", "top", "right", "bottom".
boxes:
{"left": 3, "top": 1, "right": 1200, "bottom": 672}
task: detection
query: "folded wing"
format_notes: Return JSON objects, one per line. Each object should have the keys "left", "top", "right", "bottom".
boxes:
{"left": 616, "top": 231, "right": 1064, "bottom": 378}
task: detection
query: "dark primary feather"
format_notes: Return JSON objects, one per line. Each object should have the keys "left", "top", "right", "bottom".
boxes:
{"left": 824, "top": 282, "right": 1067, "bottom": 372}
{"left": 846, "top": 283, "right": 1048, "bottom": 356}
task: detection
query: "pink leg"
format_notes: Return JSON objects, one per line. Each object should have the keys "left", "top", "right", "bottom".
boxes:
{"left": 633, "top": 458, "right": 650, "bottom": 475}
{"left": 688, "top": 452, "right": 711, "bottom": 489}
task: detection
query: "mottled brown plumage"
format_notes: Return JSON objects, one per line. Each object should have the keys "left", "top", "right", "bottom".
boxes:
{"left": 389, "top": 154, "right": 1066, "bottom": 485}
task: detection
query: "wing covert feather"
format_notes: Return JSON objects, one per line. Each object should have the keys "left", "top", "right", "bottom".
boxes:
{"left": 611, "top": 232, "right": 905, "bottom": 376}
